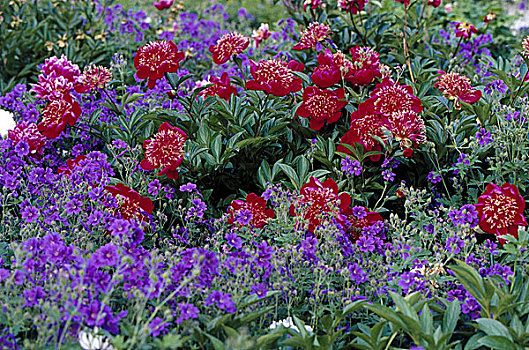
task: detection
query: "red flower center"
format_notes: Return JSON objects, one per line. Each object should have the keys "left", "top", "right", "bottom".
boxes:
{"left": 373, "top": 84, "right": 415, "bottom": 114}
{"left": 144, "top": 127, "right": 186, "bottom": 169}
{"left": 481, "top": 193, "right": 519, "bottom": 230}
{"left": 41, "top": 100, "right": 72, "bottom": 127}
{"left": 254, "top": 60, "right": 294, "bottom": 86}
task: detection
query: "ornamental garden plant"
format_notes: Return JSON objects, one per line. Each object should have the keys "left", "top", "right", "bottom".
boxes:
{"left": 2, "top": 0, "right": 529, "bottom": 348}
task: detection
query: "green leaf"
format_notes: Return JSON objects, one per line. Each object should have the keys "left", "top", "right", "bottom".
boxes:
{"left": 204, "top": 333, "right": 225, "bottom": 350}
{"left": 442, "top": 299, "right": 460, "bottom": 335}
{"left": 476, "top": 319, "right": 512, "bottom": 340}
{"left": 478, "top": 335, "right": 519, "bottom": 350}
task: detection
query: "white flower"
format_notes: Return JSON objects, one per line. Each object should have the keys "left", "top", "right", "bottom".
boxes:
{"left": 269, "top": 317, "right": 313, "bottom": 333}
{"left": 0, "top": 109, "right": 16, "bottom": 138}
{"left": 78, "top": 329, "right": 114, "bottom": 350}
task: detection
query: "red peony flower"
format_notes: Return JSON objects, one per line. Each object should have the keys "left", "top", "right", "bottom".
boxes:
{"left": 209, "top": 32, "right": 250, "bottom": 65}
{"left": 153, "top": 0, "right": 173, "bottom": 10}
{"left": 8, "top": 121, "right": 46, "bottom": 158}
{"left": 303, "top": 0, "right": 325, "bottom": 11}
{"left": 293, "top": 22, "right": 331, "bottom": 51}
{"left": 338, "top": 103, "right": 384, "bottom": 162}
{"left": 337, "top": 0, "right": 368, "bottom": 14}
{"left": 140, "top": 122, "right": 187, "bottom": 180}
{"left": 402, "top": 148, "right": 414, "bottom": 158}
{"left": 346, "top": 208, "right": 383, "bottom": 241}
{"left": 483, "top": 12, "right": 496, "bottom": 24}
{"left": 475, "top": 183, "right": 527, "bottom": 244}
{"left": 311, "top": 49, "right": 342, "bottom": 88}
{"left": 106, "top": 183, "right": 154, "bottom": 221}
{"left": 427, "top": 0, "right": 442, "bottom": 7}
{"left": 134, "top": 41, "right": 185, "bottom": 89}
{"left": 346, "top": 46, "right": 381, "bottom": 85}
{"left": 455, "top": 22, "right": 477, "bottom": 39}
{"left": 227, "top": 193, "right": 275, "bottom": 228}
{"left": 383, "top": 111, "right": 426, "bottom": 148}
{"left": 363, "top": 78, "right": 423, "bottom": 116}
{"left": 198, "top": 73, "right": 237, "bottom": 101}
{"left": 252, "top": 23, "right": 271, "bottom": 48}
{"left": 38, "top": 94, "right": 82, "bottom": 139}
{"left": 58, "top": 155, "right": 87, "bottom": 176}
{"left": 290, "top": 177, "right": 351, "bottom": 233}
{"left": 435, "top": 71, "right": 482, "bottom": 109}
{"left": 296, "top": 86, "right": 346, "bottom": 130}
{"left": 245, "top": 59, "right": 304, "bottom": 96}
{"left": 395, "top": 0, "right": 410, "bottom": 6}
{"left": 75, "top": 65, "right": 112, "bottom": 93}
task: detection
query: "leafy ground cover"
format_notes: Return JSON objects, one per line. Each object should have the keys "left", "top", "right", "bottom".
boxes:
{"left": 2, "top": 0, "right": 529, "bottom": 348}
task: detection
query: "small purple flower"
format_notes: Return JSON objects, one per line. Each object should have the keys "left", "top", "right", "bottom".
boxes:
{"left": 112, "top": 139, "right": 128, "bottom": 148}
{"left": 21, "top": 206, "right": 39, "bottom": 223}
{"left": 109, "top": 219, "right": 131, "bottom": 237}
{"left": 14, "top": 141, "right": 29, "bottom": 157}
{"left": 476, "top": 128, "right": 492, "bottom": 146}
{"left": 445, "top": 235, "right": 465, "bottom": 255}
{"left": 179, "top": 182, "right": 197, "bottom": 193}
{"left": 65, "top": 198, "right": 83, "bottom": 215}
{"left": 148, "top": 179, "right": 161, "bottom": 196}
{"left": 149, "top": 317, "right": 169, "bottom": 337}
{"left": 235, "top": 209, "right": 252, "bottom": 225}
{"left": 225, "top": 232, "right": 243, "bottom": 249}
{"left": 341, "top": 157, "right": 363, "bottom": 177}
{"left": 456, "top": 153, "right": 470, "bottom": 166}
{"left": 176, "top": 303, "right": 199, "bottom": 323}
{"left": 397, "top": 271, "right": 416, "bottom": 292}
{"left": 352, "top": 206, "right": 367, "bottom": 219}
{"left": 427, "top": 171, "right": 442, "bottom": 184}
{"left": 484, "top": 239, "right": 498, "bottom": 255}
{"left": 23, "top": 286, "right": 46, "bottom": 308}
{"left": 93, "top": 243, "right": 119, "bottom": 267}
{"left": 382, "top": 170, "right": 395, "bottom": 182}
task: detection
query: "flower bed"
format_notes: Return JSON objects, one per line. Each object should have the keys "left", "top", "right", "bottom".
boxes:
{"left": 1, "top": 0, "right": 529, "bottom": 348}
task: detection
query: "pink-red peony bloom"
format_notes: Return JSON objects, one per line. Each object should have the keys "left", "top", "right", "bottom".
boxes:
{"left": 383, "top": 110, "right": 426, "bottom": 148}
{"left": 290, "top": 177, "right": 351, "bottom": 233}
{"left": 198, "top": 73, "right": 237, "bottom": 101}
{"left": 293, "top": 22, "right": 331, "bottom": 51}
{"left": 106, "top": 183, "right": 154, "bottom": 221}
{"left": 311, "top": 49, "right": 342, "bottom": 88}
{"left": 154, "top": 0, "right": 173, "bottom": 10}
{"left": 363, "top": 78, "right": 423, "bottom": 116}
{"left": 38, "top": 94, "right": 82, "bottom": 139}
{"left": 303, "top": 0, "right": 325, "bottom": 11}
{"left": 455, "top": 22, "right": 477, "bottom": 39}
{"left": 209, "top": 32, "right": 250, "bottom": 65}
{"left": 475, "top": 183, "right": 527, "bottom": 244}
{"left": 427, "top": 0, "right": 442, "bottom": 7}
{"left": 338, "top": 103, "right": 384, "bottom": 161}
{"left": 252, "top": 23, "right": 271, "bottom": 48}
{"left": 346, "top": 46, "right": 381, "bottom": 85}
{"left": 435, "top": 71, "right": 481, "bottom": 109}
{"left": 337, "top": 0, "right": 368, "bottom": 14}
{"left": 31, "top": 55, "right": 80, "bottom": 101}
{"left": 74, "top": 65, "right": 112, "bottom": 93}
{"left": 134, "top": 41, "right": 185, "bottom": 89}
{"left": 140, "top": 122, "right": 187, "bottom": 180}
{"left": 296, "top": 86, "right": 346, "bottom": 130}
{"left": 245, "top": 59, "right": 304, "bottom": 96}
{"left": 58, "top": 155, "right": 87, "bottom": 176}
{"left": 227, "top": 193, "right": 275, "bottom": 228}
{"left": 8, "top": 121, "right": 46, "bottom": 158}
